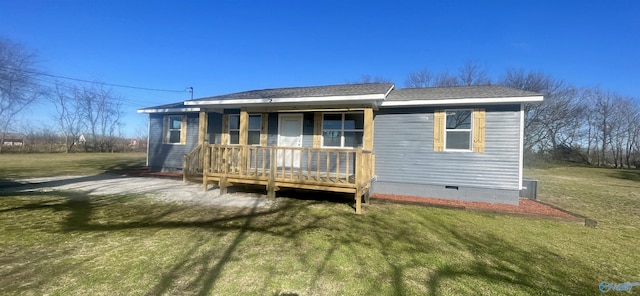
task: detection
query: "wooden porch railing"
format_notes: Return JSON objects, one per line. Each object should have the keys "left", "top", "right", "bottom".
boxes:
{"left": 201, "top": 144, "right": 375, "bottom": 213}
{"left": 183, "top": 144, "right": 203, "bottom": 183}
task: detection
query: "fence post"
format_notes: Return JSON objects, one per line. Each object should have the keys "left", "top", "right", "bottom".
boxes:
{"left": 354, "top": 147, "right": 363, "bottom": 214}
{"left": 267, "top": 147, "right": 276, "bottom": 198}
{"left": 203, "top": 145, "right": 210, "bottom": 191}
{"left": 220, "top": 146, "right": 228, "bottom": 195}
{"left": 183, "top": 154, "right": 189, "bottom": 183}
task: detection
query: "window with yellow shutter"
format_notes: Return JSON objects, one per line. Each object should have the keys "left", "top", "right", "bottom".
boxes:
{"left": 434, "top": 109, "right": 485, "bottom": 152}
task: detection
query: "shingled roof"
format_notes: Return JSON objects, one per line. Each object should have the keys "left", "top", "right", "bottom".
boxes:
{"left": 138, "top": 83, "right": 543, "bottom": 113}
{"left": 137, "top": 101, "right": 202, "bottom": 113}
{"left": 387, "top": 85, "right": 540, "bottom": 101}
{"left": 188, "top": 83, "right": 395, "bottom": 102}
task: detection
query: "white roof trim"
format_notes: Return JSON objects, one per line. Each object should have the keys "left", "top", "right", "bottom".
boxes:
{"left": 137, "top": 107, "right": 201, "bottom": 114}
{"left": 384, "top": 84, "right": 395, "bottom": 98}
{"left": 184, "top": 94, "right": 386, "bottom": 106}
{"left": 380, "top": 95, "right": 543, "bottom": 107}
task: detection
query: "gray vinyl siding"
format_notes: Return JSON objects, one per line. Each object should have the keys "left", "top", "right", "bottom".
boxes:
{"left": 148, "top": 113, "right": 199, "bottom": 171}
{"left": 373, "top": 105, "right": 521, "bottom": 203}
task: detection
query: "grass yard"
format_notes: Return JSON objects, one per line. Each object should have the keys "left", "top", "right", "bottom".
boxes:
{"left": 0, "top": 153, "right": 638, "bottom": 295}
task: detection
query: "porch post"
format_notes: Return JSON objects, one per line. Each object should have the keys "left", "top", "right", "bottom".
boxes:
{"left": 362, "top": 107, "right": 374, "bottom": 209}
{"left": 363, "top": 107, "right": 374, "bottom": 150}
{"left": 260, "top": 113, "right": 269, "bottom": 146}
{"left": 313, "top": 112, "right": 322, "bottom": 148}
{"left": 239, "top": 109, "right": 248, "bottom": 145}
{"left": 239, "top": 109, "right": 249, "bottom": 174}
{"left": 198, "top": 111, "right": 208, "bottom": 145}
{"left": 198, "top": 111, "right": 208, "bottom": 175}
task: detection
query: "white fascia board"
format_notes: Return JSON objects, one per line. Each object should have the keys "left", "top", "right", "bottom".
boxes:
{"left": 137, "top": 107, "right": 201, "bottom": 114}
{"left": 184, "top": 94, "right": 386, "bottom": 106}
{"left": 380, "top": 95, "right": 544, "bottom": 107}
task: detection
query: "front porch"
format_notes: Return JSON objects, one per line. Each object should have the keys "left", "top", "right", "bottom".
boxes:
{"left": 184, "top": 107, "right": 376, "bottom": 214}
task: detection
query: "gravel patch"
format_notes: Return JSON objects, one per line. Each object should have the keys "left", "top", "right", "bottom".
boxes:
{"left": 2, "top": 174, "right": 275, "bottom": 209}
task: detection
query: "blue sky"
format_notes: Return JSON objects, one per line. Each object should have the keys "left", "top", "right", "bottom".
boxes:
{"left": 1, "top": 0, "right": 639, "bottom": 136}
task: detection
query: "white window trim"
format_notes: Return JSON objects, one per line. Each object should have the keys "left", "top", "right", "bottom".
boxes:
{"left": 444, "top": 109, "right": 473, "bottom": 152}
{"left": 228, "top": 114, "right": 262, "bottom": 145}
{"left": 321, "top": 112, "right": 364, "bottom": 149}
{"left": 164, "top": 115, "right": 184, "bottom": 145}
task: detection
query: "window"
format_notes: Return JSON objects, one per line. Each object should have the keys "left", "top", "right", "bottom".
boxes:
{"left": 164, "top": 115, "right": 185, "bottom": 144}
{"left": 445, "top": 110, "right": 472, "bottom": 150}
{"left": 434, "top": 109, "right": 485, "bottom": 152}
{"left": 229, "top": 114, "right": 261, "bottom": 145}
{"left": 322, "top": 113, "right": 363, "bottom": 148}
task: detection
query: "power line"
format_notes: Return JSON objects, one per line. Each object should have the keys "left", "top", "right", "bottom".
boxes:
{"left": 30, "top": 75, "right": 152, "bottom": 106}
{"left": 0, "top": 65, "right": 189, "bottom": 93}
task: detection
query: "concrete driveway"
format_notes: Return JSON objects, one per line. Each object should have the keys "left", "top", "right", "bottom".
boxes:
{"left": 2, "top": 174, "right": 275, "bottom": 209}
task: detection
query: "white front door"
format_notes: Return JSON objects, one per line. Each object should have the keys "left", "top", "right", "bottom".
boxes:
{"left": 278, "top": 114, "right": 303, "bottom": 168}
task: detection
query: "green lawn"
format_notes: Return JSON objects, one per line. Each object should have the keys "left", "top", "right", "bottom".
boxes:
{"left": 0, "top": 153, "right": 638, "bottom": 295}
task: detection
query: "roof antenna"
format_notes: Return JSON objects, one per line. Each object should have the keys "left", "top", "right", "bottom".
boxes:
{"left": 186, "top": 87, "right": 193, "bottom": 100}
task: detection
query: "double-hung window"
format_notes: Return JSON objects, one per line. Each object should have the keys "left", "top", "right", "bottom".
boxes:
{"left": 322, "top": 113, "right": 363, "bottom": 148}
{"left": 164, "top": 115, "right": 186, "bottom": 144}
{"left": 229, "top": 114, "right": 261, "bottom": 145}
{"left": 445, "top": 110, "right": 472, "bottom": 151}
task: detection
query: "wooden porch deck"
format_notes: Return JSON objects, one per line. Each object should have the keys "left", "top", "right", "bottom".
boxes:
{"left": 184, "top": 144, "right": 375, "bottom": 213}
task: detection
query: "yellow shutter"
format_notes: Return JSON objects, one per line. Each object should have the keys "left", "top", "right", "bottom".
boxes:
{"left": 472, "top": 109, "right": 486, "bottom": 152}
{"left": 180, "top": 115, "right": 187, "bottom": 144}
{"left": 221, "top": 114, "right": 229, "bottom": 145}
{"left": 433, "top": 110, "right": 445, "bottom": 152}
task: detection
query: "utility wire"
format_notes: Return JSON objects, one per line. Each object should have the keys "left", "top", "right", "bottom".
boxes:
{"left": 0, "top": 65, "right": 189, "bottom": 93}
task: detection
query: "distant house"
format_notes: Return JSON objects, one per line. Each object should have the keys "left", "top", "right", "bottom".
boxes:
{"left": 138, "top": 83, "right": 543, "bottom": 213}
{"left": 1, "top": 132, "right": 25, "bottom": 146}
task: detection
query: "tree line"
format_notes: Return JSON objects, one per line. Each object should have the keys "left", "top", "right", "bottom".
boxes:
{"left": 0, "top": 38, "right": 130, "bottom": 153}
{"left": 2, "top": 37, "right": 639, "bottom": 166}
{"left": 352, "top": 61, "right": 640, "bottom": 168}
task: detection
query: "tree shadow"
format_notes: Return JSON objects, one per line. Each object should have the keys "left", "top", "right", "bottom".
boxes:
{"left": 609, "top": 169, "right": 640, "bottom": 183}
{"left": 374, "top": 211, "right": 599, "bottom": 295}
{"left": 0, "top": 179, "right": 603, "bottom": 295}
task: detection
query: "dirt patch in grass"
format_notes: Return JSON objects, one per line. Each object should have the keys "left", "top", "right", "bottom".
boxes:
{"left": 372, "top": 194, "right": 576, "bottom": 219}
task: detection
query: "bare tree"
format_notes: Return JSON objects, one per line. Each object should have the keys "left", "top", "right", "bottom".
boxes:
{"left": 458, "top": 61, "right": 491, "bottom": 86}
{"left": 406, "top": 61, "right": 490, "bottom": 88}
{"left": 75, "top": 83, "right": 123, "bottom": 152}
{"left": 347, "top": 74, "right": 393, "bottom": 84}
{"left": 606, "top": 95, "right": 639, "bottom": 168}
{"left": 405, "top": 68, "right": 435, "bottom": 88}
{"left": 433, "top": 70, "right": 459, "bottom": 87}
{"left": 50, "top": 81, "right": 85, "bottom": 152}
{"left": 500, "top": 68, "right": 583, "bottom": 159}
{"left": 0, "top": 38, "right": 43, "bottom": 152}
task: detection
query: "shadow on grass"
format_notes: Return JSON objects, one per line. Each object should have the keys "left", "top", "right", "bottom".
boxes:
{"left": 1, "top": 184, "right": 601, "bottom": 295}
{"left": 370, "top": 211, "right": 598, "bottom": 295}
{"left": 609, "top": 169, "right": 640, "bottom": 183}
